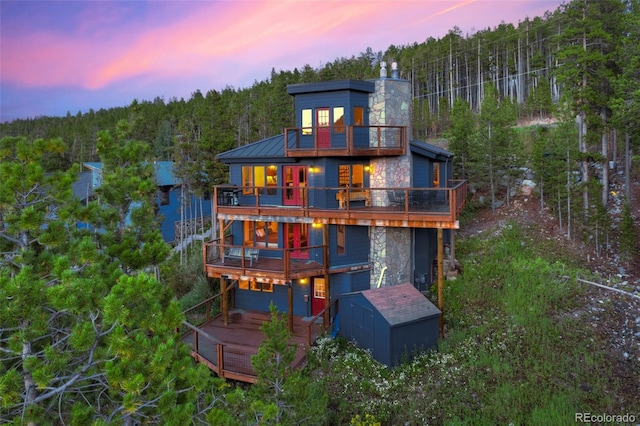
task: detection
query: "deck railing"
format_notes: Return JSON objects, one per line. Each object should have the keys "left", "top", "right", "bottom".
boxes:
{"left": 214, "top": 181, "right": 468, "bottom": 224}
{"left": 180, "top": 297, "right": 327, "bottom": 382}
{"left": 284, "top": 125, "right": 407, "bottom": 157}
{"left": 203, "top": 241, "right": 326, "bottom": 279}
{"left": 306, "top": 298, "right": 339, "bottom": 346}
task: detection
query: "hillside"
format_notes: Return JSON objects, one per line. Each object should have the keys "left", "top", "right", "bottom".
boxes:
{"left": 457, "top": 170, "right": 640, "bottom": 410}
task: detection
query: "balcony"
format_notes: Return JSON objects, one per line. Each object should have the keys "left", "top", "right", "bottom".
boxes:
{"left": 284, "top": 125, "right": 406, "bottom": 157}
{"left": 202, "top": 242, "right": 327, "bottom": 283}
{"left": 180, "top": 293, "right": 338, "bottom": 383}
{"left": 214, "top": 180, "right": 467, "bottom": 230}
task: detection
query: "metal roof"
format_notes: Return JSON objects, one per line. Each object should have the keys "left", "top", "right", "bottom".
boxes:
{"left": 82, "top": 161, "right": 179, "bottom": 186}
{"left": 360, "top": 283, "right": 441, "bottom": 326}
{"left": 215, "top": 134, "right": 297, "bottom": 164}
{"left": 409, "top": 140, "right": 454, "bottom": 161}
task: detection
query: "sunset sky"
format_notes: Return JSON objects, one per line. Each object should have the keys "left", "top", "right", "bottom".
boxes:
{"left": 0, "top": 0, "right": 565, "bottom": 122}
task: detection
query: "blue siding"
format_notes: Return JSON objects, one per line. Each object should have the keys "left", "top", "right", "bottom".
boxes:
{"left": 329, "top": 225, "right": 369, "bottom": 268}
{"left": 157, "top": 188, "right": 212, "bottom": 243}
{"left": 412, "top": 156, "right": 430, "bottom": 188}
{"left": 234, "top": 281, "right": 309, "bottom": 317}
{"left": 414, "top": 228, "right": 435, "bottom": 290}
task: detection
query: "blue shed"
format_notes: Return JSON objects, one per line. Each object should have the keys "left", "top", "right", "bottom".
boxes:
{"left": 338, "top": 283, "right": 441, "bottom": 367}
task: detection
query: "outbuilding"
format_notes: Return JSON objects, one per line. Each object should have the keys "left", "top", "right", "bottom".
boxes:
{"left": 338, "top": 283, "right": 441, "bottom": 367}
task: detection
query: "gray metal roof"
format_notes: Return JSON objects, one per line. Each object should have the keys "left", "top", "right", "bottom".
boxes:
{"left": 360, "top": 283, "right": 441, "bottom": 326}
{"left": 82, "top": 161, "right": 179, "bottom": 186}
{"left": 410, "top": 140, "right": 454, "bottom": 161}
{"left": 215, "top": 133, "right": 297, "bottom": 164}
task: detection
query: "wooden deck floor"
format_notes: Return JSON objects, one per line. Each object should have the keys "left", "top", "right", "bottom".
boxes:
{"left": 182, "top": 309, "right": 320, "bottom": 383}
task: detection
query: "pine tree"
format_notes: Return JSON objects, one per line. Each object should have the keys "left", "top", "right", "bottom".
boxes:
{"left": 0, "top": 136, "right": 221, "bottom": 424}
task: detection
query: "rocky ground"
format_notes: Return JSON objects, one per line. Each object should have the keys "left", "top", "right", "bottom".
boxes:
{"left": 458, "top": 168, "right": 640, "bottom": 412}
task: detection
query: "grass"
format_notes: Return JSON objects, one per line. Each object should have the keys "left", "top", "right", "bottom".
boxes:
{"left": 307, "top": 220, "right": 635, "bottom": 424}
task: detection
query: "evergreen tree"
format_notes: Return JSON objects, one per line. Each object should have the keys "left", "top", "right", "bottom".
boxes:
{"left": 446, "top": 98, "right": 476, "bottom": 180}
{"left": 0, "top": 136, "right": 220, "bottom": 424}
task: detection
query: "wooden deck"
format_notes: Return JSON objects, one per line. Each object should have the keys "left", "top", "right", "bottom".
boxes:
{"left": 181, "top": 309, "right": 323, "bottom": 383}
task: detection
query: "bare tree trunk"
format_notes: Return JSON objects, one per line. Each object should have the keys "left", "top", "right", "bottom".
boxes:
{"left": 601, "top": 125, "right": 609, "bottom": 207}
{"left": 625, "top": 133, "right": 631, "bottom": 201}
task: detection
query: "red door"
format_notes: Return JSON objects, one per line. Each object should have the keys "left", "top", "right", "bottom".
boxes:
{"left": 317, "top": 107, "right": 330, "bottom": 148}
{"left": 286, "top": 223, "right": 308, "bottom": 259}
{"left": 311, "top": 277, "right": 326, "bottom": 315}
{"left": 283, "top": 166, "right": 307, "bottom": 206}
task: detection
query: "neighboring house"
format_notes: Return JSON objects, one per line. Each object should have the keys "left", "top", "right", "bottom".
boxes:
{"left": 79, "top": 161, "right": 212, "bottom": 244}
{"left": 187, "top": 66, "right": 467, "bottom": 380}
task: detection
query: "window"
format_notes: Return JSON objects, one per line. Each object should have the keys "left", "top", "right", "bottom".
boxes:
{"left": 302, "top": 109, "right": 312, "bottom": 135}
{"left": 242, "top": 165, "right": 276, "bottom": 195}
{"left": 314, "top": 278, "right": 326, "bottom": 299}
{"left": 267, "top": 165, "right": 277, "bottom": 195}
{"left": 159, "top": 186, "right": 170, "bottom": 205}
{"left": 338, "top": 164, "right": 365, "bottom": 187}
{"left": 353, "top": 106, "right": 364, "bottom": 126}
{"left": 242, "top": 166, "right": 253, "bottom": 195}
{"left": 337, "top": 225, "right": 345, "bottom": 255}
{"left": 242, "top": 280, "right": 272, "bottom": 292}
{"left": 333, "top": 107, "right": 344, "bottom": 133}
{"left": 254, "top": 221, "right": 278, "bottom": 247}
{"left": 432, "top": 163, "right": 440, "bottom": 187}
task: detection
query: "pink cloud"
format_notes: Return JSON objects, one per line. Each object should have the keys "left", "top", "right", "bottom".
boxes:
{"left": 2, "top": 1, "right": 565, "bottom": 95}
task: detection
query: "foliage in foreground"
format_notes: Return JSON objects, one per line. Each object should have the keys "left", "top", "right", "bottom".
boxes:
{"left": 306, "top": 221, "right": 637, "bottom": 424}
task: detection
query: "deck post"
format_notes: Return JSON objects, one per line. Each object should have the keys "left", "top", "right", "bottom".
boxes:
{"left": 288, "top": 282, "right": 293, "bottom": 333}
{"left": 222, "top": 277, "right": 229, "bottom": 326}
{"left": 437, "top": 227, "right": 444, "bottom": 337}
{"left": 323, "top": 225, "right": 330, "bottom": 325}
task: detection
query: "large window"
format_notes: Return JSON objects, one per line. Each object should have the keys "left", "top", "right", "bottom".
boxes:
{"left": 333, "top": 107, "right": 344, "bottom": 133}
{"left": 353, "top": 106, "right": 364, "bottom": 126}
{"left": 338, "top": 164, "right": 365, "bottom": 188}
{"left": 432, "top": 163, "right": 440, "bottom": 187}
{"left": 302, "top": 109, "right": 312, "bottom": 135}
{"left": 242, "top": 165, "right": 277, "bottom": 195}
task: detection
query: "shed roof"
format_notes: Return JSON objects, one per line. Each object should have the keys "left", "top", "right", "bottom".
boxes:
{"left": 360, "top": 283, "right": 441, "bottom": 326}
{"left": 287, "top": 79, "right": 375, "bottom": 96}
{"left": 409, "top": 140, "right": 454, "bottom": 162}
{"left": 215, "top": 134, "right": 297, "bottom": 164}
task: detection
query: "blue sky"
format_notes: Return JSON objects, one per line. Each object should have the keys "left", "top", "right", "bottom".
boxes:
{"left": 0, "top": 0, "right": 565, "bottom": 122}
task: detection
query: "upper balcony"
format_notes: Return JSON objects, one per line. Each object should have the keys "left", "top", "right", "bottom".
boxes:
{"left": 284, "top": 125, "right": 407, "bottom": 158}
{"left": 214, "top": 180, "right": 467, "bottom": 230}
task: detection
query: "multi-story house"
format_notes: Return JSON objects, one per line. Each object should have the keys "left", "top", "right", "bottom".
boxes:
{"left": 184, "top": 65, "right": 467, "bottom": 382}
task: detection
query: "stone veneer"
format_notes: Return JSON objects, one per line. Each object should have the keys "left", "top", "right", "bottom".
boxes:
{"left": 368, "top": 78, "right": 413, "bottom": 288}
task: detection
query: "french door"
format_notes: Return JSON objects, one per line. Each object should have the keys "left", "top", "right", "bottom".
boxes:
{"left": 283, "top": 166, "right": 307, "bottom": 206}
{"left": 286, "top": 223, "right": 308, "bottom": 259}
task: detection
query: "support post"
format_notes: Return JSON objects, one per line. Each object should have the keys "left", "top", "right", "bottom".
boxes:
{"left": 222, "top": 277, "right": 228, "bottom": 326}
{"left": 288, "top": 282, "right": 294, "bottom": 333}
{"left": 437, "top": 227, "right": 444, "bottom": 337}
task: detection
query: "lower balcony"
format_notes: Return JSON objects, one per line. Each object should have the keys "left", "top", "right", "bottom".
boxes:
{"left": 202, "top": 243, "right": 327, "bottom": 283}
{"left": 179, "top": 293, "right": 338, "bottom": 383}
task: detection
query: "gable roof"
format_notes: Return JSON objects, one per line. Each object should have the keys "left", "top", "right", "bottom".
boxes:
{"left": 215, "top": 134, "right": 297, "bottom": 164}
{"left": 359, "top": 283, "right": 441, "bottom": 326}
{"left": 409, "top": 140, "right": 454, "bottom": 162}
